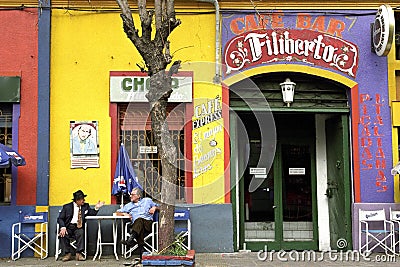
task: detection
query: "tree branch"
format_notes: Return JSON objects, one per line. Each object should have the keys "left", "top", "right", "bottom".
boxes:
{"left": 168, "top": 60, "right": 181, "bottom": 77}
{"left": 138, "top": 0, "right": 153, "bottom": 41}
{"left": 166, "top": 0, "right": 175, "bottom": 19}
{"left": 116, "top": 0, "right": 134, "bottom": 28}
{"left": 162, "top": 0, "right": 167, "bottom": 22}
{"left": 155, "top": 0, "right": 162, "bottom": 30}
{"left": 138, "top": 0, "right": 148, "bottom": 22}
{"left": 164, "top": 41, "right": 172, "bottom": 64}
{"left": 141, "top": 10, "right": 153, "bottom": 42}
{"left": 116, "top": 0, "right": 143, "bottom": 49}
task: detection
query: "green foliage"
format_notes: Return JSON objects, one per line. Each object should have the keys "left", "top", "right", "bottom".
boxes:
{"left": 156, "top": 232, "right": 187, "bottom": 256}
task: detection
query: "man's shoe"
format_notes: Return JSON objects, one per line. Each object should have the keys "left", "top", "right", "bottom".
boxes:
{"left": 62, "top": 253, "right": 72, "bottom": 262}
{"left": 132, "top": 258, "right": 141, "bottom": 266}
{"left": 121, "top": 236, "right": 136, "bottom": 247}
{"left": 75, "top": 252, "right": 85, "bottom": 261}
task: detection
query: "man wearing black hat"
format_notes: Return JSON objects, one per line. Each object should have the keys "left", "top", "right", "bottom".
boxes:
{"left": 57, "top": 190, "right": 105, "bottom": 262}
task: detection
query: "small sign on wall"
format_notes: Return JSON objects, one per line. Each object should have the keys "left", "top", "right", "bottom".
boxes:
{"left": 139, "top": 146, "right": 157, "bottom": 154}
{"left": 289, "top": 168, "right": 306, "bottom": 175}
{"left": 249, "top": 167, "right": 266, "bottom": 175}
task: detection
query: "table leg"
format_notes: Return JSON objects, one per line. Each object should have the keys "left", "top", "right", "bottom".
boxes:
{"left": 113, "top": 219, "right": 119, "bottom": 260}
{"left": 121, "top": 219, "right": 125, "bottom": 257}
{"left": 92, "top": 220, "right": 102, "bottom": 261}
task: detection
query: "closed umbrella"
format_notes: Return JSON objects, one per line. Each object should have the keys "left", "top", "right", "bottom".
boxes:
{"left": 0, "top": 143, "right": 26, "bottom": 168}
{"left": 112, "top": 143, "right": 142, "bottom": 205}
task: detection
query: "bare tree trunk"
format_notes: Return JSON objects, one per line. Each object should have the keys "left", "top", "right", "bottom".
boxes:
{"left": 116, "top": 0, "right": 181, "bottom": 251}
{"left": 147, "top": 70, "right": 177, "bottom": 249}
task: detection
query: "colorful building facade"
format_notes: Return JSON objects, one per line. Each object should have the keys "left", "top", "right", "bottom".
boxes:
{"left": 0, "top": 1, "right": 50, "bottom": 258}
{"left": 1, "top": 0, "right": 400, "bottom": 258}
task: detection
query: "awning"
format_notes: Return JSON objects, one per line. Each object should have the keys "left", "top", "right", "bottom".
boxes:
{"left": 0, "top": 143, "right": 26, "bottom": 168}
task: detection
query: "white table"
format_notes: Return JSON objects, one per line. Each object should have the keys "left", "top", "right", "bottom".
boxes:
{"left": 86, "top": 214, "right": 130, "bottom": 261}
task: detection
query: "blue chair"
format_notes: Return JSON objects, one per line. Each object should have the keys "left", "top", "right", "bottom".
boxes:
{"left": 11, "top": 211, "right": 48, "bottom": 260}
{"left": 174, "top": 209, "right": 191, "bottom": 250}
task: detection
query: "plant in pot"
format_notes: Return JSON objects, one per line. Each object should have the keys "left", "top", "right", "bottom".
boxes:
{"left": 142, "top": 233, "right": 195, "bottom": 267}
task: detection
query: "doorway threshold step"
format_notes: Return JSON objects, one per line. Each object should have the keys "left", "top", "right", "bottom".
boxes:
{"left": 245, "top": 230, "right": 275, "bottom": 239}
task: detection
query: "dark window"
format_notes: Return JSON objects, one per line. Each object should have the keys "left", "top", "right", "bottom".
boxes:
{"left": 0, "top": 104, "right": 13, "bottom": 205}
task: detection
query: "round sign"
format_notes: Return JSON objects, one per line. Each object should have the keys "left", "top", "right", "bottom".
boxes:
{"left": 373, "top": 4, "right": 395, "bottom": 56}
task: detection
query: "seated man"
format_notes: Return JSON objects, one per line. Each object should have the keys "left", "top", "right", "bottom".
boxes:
{"left": 117, "top": 187, "right": 159, "bottom": 258}
{"left": 57, "top": 190, "right": 104, "bottom": 262}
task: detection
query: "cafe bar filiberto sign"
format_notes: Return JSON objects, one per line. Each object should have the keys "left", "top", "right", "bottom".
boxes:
{"left": 224, "top": 28, "right": 359, "bottom": 77}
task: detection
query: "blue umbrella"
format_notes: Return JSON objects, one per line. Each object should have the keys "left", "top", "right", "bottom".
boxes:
{"left": 112, "top": 144, "right": 142, "bottom": 203}
{"left": 0, "top": 143, "right": 26, "bottom": 168}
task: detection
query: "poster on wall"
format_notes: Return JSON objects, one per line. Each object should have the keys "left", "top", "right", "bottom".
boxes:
{"left": 192, "top": 91, "right": 226, "bottom": 203}
{"left": 70, "top": 121, "right": 99, "bottom": 169}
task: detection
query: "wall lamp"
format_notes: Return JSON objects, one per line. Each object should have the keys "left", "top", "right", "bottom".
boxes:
{"left": 392, "top": 161, "right": 400, "bottom": 175}
{"left": 280, "top": 78, "right": 296, "bottom": 107}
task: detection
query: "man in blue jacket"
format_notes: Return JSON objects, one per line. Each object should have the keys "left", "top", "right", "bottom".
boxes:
{"left": 57, "top": 190, "right": 104, "bottom": 261}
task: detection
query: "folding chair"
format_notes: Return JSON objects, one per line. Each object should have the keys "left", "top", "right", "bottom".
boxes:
{"left": 123, "top": 211, "right": 159, "bottom": 259}
{"left": 358, "top": 208, "right": 395, "bottom": 255}
{"left": 55, "top": 216, "right": 87, "bottom": 261}
{"left": 174, "top": 209, "right": 191, "bottom": 250}
{"left": 11, "top": 211, "right": 48, "bottom": 260}
{"left": 390, "top": 207, "right": 400, "bottom": 255}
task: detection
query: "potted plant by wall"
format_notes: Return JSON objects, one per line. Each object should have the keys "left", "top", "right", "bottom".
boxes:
{"left": 142, "top": 234, "right": 195, "bottom": 267}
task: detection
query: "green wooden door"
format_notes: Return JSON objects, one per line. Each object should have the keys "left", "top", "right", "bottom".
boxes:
{"left": 326, "top": 115, "right": 352, "bottom": 250}
{"left": 243, "top": 114, "right": 318, "bottom": 251}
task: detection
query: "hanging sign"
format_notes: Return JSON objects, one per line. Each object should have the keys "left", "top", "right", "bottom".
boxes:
{"left": 372, "top": 5, "right": 395, "bottom": 56}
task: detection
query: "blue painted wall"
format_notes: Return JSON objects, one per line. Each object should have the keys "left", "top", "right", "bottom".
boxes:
{"left": 36, "top": 0, "right": 51, "bottom": 206}
{"left": 48, "top": 204, "right": 234, "bottom": 257}
{"left": 188, "top": 204, "right": 234, "bottom": 252}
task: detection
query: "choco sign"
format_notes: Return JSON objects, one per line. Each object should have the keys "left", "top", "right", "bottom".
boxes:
{"left": 224, "top": 29, "right": 359, "bottom": 78}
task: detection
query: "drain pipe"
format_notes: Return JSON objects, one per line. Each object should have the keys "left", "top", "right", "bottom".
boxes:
{"left": 197, "top": 0, "right": 221, "bottom": 83}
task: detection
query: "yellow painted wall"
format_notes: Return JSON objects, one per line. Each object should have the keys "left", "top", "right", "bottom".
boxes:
{"left": 49, "top": 10, "right": 217, "bottom": 205}
{"left": 388, "top": 42, "right": 400, "bottom": 202}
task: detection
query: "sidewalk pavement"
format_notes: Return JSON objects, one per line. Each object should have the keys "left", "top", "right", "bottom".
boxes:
{"left": 1, "top": 252, "right": 399, "bottom": 267}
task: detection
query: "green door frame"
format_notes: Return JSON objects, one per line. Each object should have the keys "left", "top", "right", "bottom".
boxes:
{"left": 230, "top": 111, "right": 351, "bottom": 252}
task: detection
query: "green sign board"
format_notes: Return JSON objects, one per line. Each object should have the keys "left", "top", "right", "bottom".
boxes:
{"left": 0, "top": 76, "right": 20, "bottom": 102}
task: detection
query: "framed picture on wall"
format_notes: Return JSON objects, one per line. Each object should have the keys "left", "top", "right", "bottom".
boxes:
{"left": 70, "top": 121, "right": 99, "bottom": 169}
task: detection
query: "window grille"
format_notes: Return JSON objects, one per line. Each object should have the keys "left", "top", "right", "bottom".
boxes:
{"left": 0, "top": 105, "right": 13, "bottom": 204}
{"left": 118, "top": 104, "right": 187, "bottom": 203}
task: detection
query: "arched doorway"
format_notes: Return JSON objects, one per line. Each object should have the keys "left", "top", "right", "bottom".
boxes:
{"left": 230, "top": 72, "right": 352, "bottom": 251}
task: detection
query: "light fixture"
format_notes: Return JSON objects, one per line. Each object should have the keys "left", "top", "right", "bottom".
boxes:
{"left": 391, "top": 161, "right": 400, "bottom": 175}
{"left": 280, "top": 78, "right": 296, "bottom": 107}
